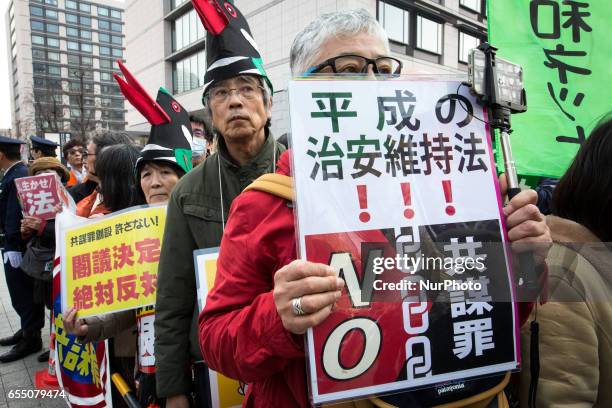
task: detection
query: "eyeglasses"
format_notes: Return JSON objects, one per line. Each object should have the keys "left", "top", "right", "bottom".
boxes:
{"left": 307, "top": 54, "right": 403, "bottom": 75}
{"left": 82, "top": 151, "right": 95, "bottom": 158}
{"left": 67, "top": 149, "right": 84, "bottom": 156}
{"left": 208, "top": 84, "right": 264, "bottom": 104}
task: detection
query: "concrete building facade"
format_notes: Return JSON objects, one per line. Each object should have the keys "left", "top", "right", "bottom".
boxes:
{"left": 125, "top": 0, "right": 487, "bottom": 136}
{"left": 6, "top": 0, "right": 126, "bottom": 142}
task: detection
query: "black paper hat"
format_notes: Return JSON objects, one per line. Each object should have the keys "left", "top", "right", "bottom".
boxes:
{"left": 113, "top": 60, "right": 193, "bottom": 174}
{"left": 192, "top": 0, "right": 272, "bottom": 95}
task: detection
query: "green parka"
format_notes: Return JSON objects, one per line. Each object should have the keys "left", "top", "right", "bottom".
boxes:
{"left": 154, "top": 133, "right": 285, "bottom": 398}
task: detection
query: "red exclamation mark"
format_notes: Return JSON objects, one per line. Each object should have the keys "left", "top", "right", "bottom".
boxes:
{"left": 400, "top": 182, "right": 414, "bottom": 219}
{"left": 442, "top": 180, "right": 455, "bottom": 216}
{"left": 356, "top": 185, "right": 370, "bottom": 223}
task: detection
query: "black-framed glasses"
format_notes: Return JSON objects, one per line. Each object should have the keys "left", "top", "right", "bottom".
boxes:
{"left": 307, "top": 54, "right": 403, "bottom": 75}
{"left": 82, "top": 151, "right": 95, "bottom": 158}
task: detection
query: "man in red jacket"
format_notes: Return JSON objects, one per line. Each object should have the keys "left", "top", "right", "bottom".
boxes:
{"left": 200, "top": 9, "right": 552, "bottom": 407}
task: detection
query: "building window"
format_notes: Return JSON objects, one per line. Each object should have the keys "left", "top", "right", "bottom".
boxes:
{"left": 48, "top": 65, "right": 60, "bottom": 76}
{"left": 31, "top": 20, "right": 44, "bottom": 31}
{"left": 99, "top": 33, "right": 110, "bottom": 43}
{"left": 378, "top": 1, "right": 410, "bottom": 44}
{"left": 81, "top": 16, "right": 91, "bottom": 26}
{"left": 33, "top": 63, "right": 46, "bottom": 75}
{"left": 460, "top": 0, "right": 481, "bottom": 13}
{"left": 171, "top": 0, "right": 188, "bottom": 10}
{"left": 30, "top": 6, "right": 43, "bottom": 16}
{"left": 79, "top": 3, "right": 90, "bottom": 13}
{"left": 81, "top": 56, "right": 93, "bottom": 66}
{"left": 31, "top": 35, "right": 45, "bottom": 45}
{"left": 99, "top": 46, "right": 110, "bottom": 56}
{"left": 46, "top": 23, "right": 59, "bottom": 34}
{"left": 66, "top": 0, "right": 77, "bottom": 9}
{"left": 110, "top": 9, "right": 121, "bottom": 19}
{"left": 81, "top": 30, "right": 92, "bottom": 40}
{"left": 46, "top": 9, "right": 58, "bottom": 19}
{"left": 67, "top": 54, "right": 80, "bottom": 65}
{"left": 32, "top": 49, "right": 46, "bottom": 60}
{"left": 173, "top": 9, "right": 205, "bottom": 51}
{"left": 47, "top": 37, "right": 59, "bottom": 47}
{"left": 81, "top": 43, "right": 92, "bottom": 53}
{"left": 111, "top": 35, "right": 122, "bottom": 45}
{"left": 98, "top": 19, "right": 110, "bottom": 30}
{"left": 67, "top": 41, "right": 79, "bottom": 51}
{"left": 67, "top": 27, "right": 78, "bottom": 37}
{"left": 47, "top": 51, "right": 60, "bottom": 61}
{"left": 110, "top": 22, "right": 122, "bottom": 32}
{"left": 173, "top": 50, "right": 205, "bottom": 94}
{"left": 44, "top": 0, "right": 57, "bottom": 5}
{"left": 416, "top": 15, "right": 442, "bottom": 55}
{"left": 111, "top": 48, "right": 122, "bottom": 57}
{"left": 98, "top": 6, "right": 109, "bottom": 17}
{"left": 100, "top": 72, "right": 112, "bottom": 82}
{"left": 65, "top": 13, "right": 78, "bottom": 24}
{"left": 459, "top": 32, "right": 480, "bottom": 63}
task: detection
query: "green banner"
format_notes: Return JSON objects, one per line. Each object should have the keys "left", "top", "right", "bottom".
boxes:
{"left": 488, "top": 0, "right": 612, "bottom": 178}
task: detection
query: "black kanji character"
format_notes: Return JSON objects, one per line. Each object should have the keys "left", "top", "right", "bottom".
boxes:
{"left": 383, "top": 134, "right": 420, "bottom": 177}
{"left": 306, "top": 136, "right": 345, "bottom": 180}
{"left": 435, "top": 94, "right": 473, "bottom": 128}
{"left": 454, "top": 132, "right": 488, "bottom": 172}
{"left": 546, "top": 82, "right": 585, "bottom": 121}
{"left": 556, "top": 125, "right": 586, "bottom": 145}
{"left": 530, "top": 0, "right": 560, "bottom": 39}
{"left": 562, "top": 1, "right": 592, "bottom": 43}
{"left": 347, "top": 135, "right": 382, "bottom": 178}
{"left": 377, "top": 90, "right": 421, "bottom": 131}
{"left": 543, "top": 44, "right": 592, "bottom": 84}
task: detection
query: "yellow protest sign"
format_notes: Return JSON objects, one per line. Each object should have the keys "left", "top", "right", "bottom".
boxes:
{"left": 61, "top": 205, "right": 166, "bottom": 318}
{"left": 194, "top": 248, "right": 245, "bottom": 408}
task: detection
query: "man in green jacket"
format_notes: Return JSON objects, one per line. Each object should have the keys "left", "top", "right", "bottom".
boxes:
{"left": 153, "top": 2, "right": 285, "bottom": 407}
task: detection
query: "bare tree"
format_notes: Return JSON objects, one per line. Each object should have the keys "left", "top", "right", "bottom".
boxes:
{"left": 67, "top": 69, "right": 97, "bottom": 140}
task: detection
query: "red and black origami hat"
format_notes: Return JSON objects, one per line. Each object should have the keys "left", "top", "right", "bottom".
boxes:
{"left": 113, "top": 60, "right": 193, "bottom": 174}
{"left": 192, "top": 0, "right": 272, "bottom": 95}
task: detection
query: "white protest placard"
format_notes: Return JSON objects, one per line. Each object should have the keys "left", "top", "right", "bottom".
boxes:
{"left": 289, "top": 78, "right": 519, "bottom": 404}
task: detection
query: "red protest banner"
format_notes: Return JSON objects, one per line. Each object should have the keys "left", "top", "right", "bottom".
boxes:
{"left": 15, "top": 174, "right": 61, "bottom": 220}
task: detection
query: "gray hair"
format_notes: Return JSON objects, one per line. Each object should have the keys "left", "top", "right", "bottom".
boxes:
{"left": 290, "top": 8, "right": 390, "bottom": 75}
{"left": 202, "top": 75, "right": 272, "bottom": 132}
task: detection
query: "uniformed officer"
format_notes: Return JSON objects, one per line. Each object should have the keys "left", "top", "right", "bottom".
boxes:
{"left": 30, "top": 135, "right": 58, "bottom": 159}
{"left": 0, "top": 136, "right": 44, "bottom": 363}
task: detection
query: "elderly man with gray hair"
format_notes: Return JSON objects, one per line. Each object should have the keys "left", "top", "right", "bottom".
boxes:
{"left": 199, "top": 8, "right": 550, "bottom": 407}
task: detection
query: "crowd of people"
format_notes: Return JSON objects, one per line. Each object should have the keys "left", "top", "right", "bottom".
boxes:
{"left": 0, "top": 3, "right": 610, "bottom": 408}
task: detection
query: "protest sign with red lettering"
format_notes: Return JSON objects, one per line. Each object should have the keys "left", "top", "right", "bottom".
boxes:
{"left": 15, "top": 173, "right": 61, "bottom": 220}
{"left": 289, "top": 79, "right": 519, "bottom": 404}
{"left": 61, "top": 205, "right": 166, "bottom": 318}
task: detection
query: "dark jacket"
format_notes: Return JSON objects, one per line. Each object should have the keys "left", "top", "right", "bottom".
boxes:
{"left": 68, "top": 178, "right": 97, "bottom": 204}
{"left": 0, "top": 161, "right": 28, "bottom": 252}
{"left": 154, "top": 133, "right": 285, "bottom": 398}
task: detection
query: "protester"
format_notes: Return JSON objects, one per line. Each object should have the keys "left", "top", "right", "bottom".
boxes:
{"left": 64, "top": 62, "right": 194, "bottom": 407}
{"left": 199, "top": 9, "right": 551, "bottom": 407}
{"left": 72, "top": 143, "right": 143, "bottom": 407}
{"left": 0, "top": 136, "right": 45, "bottom": 363}
{"left": 520, "top": 116, "right": 612, "bottom": 407}
{"left": 19, "top": 157, "right": 69, "bottom": 363}
{"left": 190, "top": 114, "right": 212, "bottom": 167}
{"left": 30, "top": 136, "right": 58, "bottom": 159}
{"left": 70, "top": 131, "right": 132, "bottom": 213}
{"left": 154, "top": 1, "right": 285, "bottom": 406}
{"left": 62, "top": 139, "right": 87, "bottom": 186}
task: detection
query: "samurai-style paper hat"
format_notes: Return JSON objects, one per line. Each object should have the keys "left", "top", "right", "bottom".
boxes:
{"left": 192, "top": 0, "right": 272, "bottom": 95}
{"left": 113, "top": 60, "right": 193, "bottom": 174}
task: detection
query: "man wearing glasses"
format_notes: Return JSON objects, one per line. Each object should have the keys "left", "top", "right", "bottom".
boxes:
{"left": 62, "top": 139, "right": 87, "bottom": 187}
{"left": 154, "top": 1, "right": 285, "bottom": 406}
{"left": 199, "top": 8, "right": 551, "bottom": 407}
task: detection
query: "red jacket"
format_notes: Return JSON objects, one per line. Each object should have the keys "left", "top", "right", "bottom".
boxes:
{"left": 199, "top": 151, "right": 308, "bottom": 407}
{"left": 199, "top": 151, "right": 537, "bottom": 407}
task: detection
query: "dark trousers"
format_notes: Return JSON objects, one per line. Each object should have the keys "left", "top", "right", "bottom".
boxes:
{"left": 3, "top": 261, "right": 45, "bottom": 336}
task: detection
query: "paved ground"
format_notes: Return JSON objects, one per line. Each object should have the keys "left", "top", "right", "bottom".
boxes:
{"left": 0, "top": 257, "right": 66, "bottom": 408}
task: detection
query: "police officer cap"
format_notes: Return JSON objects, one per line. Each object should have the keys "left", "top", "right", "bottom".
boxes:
{"left": 30, "top": 135, "right": 58, "bottom": 149}
{"left": 0, "top": 135, "right": 26, "bottom": 146}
